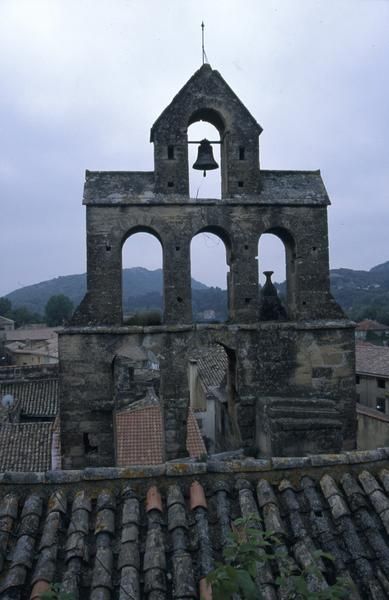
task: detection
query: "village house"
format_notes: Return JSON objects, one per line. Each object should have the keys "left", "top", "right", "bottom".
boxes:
{"left": 356, "top": 342, "right": 389, "bottom": 413}
{"left": 3, "top": 325, "right": 60, "bottom": 366}
{"left": 355, "top": 319, "right": 389, "bottom": 345}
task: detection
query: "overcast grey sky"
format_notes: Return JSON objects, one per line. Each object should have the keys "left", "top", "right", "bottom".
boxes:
{"left": 1, "top": 0, "right": 388, "bottom": 296}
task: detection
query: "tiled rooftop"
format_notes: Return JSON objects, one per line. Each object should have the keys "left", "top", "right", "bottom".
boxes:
{"left": 357, "top": 319, "right": 389, "bottom": 332}
{"left": 0, "top": 422, "right": 54, "bottom": 471}
{"left": 356, "top": 342, "right": 389, "bottom": 378}
{"left": 116, "top": 404, "right": 164, "bottom": 465}
{"left": 115, "top": 401, "right": 206, "bottom": 465}
{"left": 0, "top": 316, "right": 14, "bottom": 326}
{"left": 0, "top": 449, "right": 388, "bottom": 598}
{"left": 4, "top": 340, "right": 58, "bottom": 359}
{"left": 197, "top": 345, "right": 228, "bottom": 389}
{"left": 5, "top": 327, "right": 60, "bottom": 342}
{"left": 186, "top": 410, "right": 207, "bottom": 459}
{"left": 0, "top": 379, "right": 58, "bottom": 418}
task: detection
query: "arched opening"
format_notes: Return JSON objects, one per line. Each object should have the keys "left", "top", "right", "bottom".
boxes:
{"left": 188, "top": 120, "right": 222, "bottom": 199}
{"left": 187, "top": 343, "right": 240, "bottom": 454}
{"left": 121, "top": 230, "right": 164, "bottom": 324}
{"left": 190, "top": 229, "right": 230, "bottom": 323}
{"left": 257, "top": 229, "right": 296, "bottom": 319}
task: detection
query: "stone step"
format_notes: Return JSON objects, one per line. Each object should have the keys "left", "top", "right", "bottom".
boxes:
{"left": 273, "top": 417, "right": 343, "bottom": 431}
{"left": 268, "top": 406, "right": 340, "bottom": 420}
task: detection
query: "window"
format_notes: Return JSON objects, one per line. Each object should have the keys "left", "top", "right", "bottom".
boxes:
{"left": 258, "top": 232, "right": 288, "bottom": 319}
{"left": 190, "top": 230, "right": 229, "bottom": 322}
{"left": 356, "top": 375, "right": 360, "bottom": 384}
{"left": 122, "top": 231, "right": 163, "bottom": 322}
{"left": 239, "top": 146, "right": 245, "bottom": 160}
{"left": 376, "top": 398, "right": 386, "bottom": 413}
{"left": 167, "top": 145, "right": 175, "bottom": 160}
{"left": 377, "top": 378, "right": 386, "bottom": 389}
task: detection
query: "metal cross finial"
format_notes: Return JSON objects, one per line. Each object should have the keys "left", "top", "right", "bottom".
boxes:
{"left": 201, "top": 21, "right": 207, "bottom": 65}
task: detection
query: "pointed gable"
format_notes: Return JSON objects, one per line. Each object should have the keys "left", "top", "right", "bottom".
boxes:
{"left": 150, "top": 64, "right": 262, "bottom": 141}
{"left": 151, "top": 64, "right": 262, "bottom": 197}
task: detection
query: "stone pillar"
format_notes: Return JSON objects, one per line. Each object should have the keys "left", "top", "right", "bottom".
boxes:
{"left": 163, "top": 237, "right": 192, "bottom": 324}
{"left": 294, "top": 208, "right": 343, "bottom": 319}
{"left": 160, "top": 332, "right": 190, "bottom": 460}
{"left": 84, "top": 232, "right": 122, "bottom": 324}
{"left": 229, "top": 240, "right": 259, "bottom": 323}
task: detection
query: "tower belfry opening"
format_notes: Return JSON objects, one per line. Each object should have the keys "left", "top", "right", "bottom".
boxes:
{"left": 60, "top": 63, "right": 357, "bottom": 468}
{"left": 188, "top": 121, "right": 221, "bottom": 198}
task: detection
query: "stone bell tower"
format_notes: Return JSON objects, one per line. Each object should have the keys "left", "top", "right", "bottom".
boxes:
{"left": 59, "top": 64, "right": 356, "bottom": 468}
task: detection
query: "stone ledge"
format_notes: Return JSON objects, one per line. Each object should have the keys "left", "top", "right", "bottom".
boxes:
{"left": 83, "top": 169, "right": 330, "bottom": 206}
{"left": 60, "top": 319, "right": 355, "bottom": 336}
{"left": 1, "top": 448, "right": 388, "bottom": 485}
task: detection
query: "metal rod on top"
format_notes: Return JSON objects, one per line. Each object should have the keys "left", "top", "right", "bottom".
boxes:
{"left": 201, "top": 21, "right": 205, "bottom": 65}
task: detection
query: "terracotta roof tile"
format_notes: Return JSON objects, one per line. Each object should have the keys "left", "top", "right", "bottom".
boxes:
{"left": 357, "top": 319, "right": 389, "bottom": 332}
{"left": 356, "top": 342, "right": 389, "bottom": 378}
{"left": 187, "top": 410, "right": 207, "bottom": 458}
{"left": 0, "top": 379, "right": 58, "bottom": 417}
{"left": 0, "top": 422, "right": 53, "bottom": 471}
{"left": 197, "top": 345, "right": 228, "bottom": 389}
{"left": 0, "top": 456, "right": 388, "bottom": 597}
{"left": 5, "top": 327, "right": 61, "bottom": 342}
{"left": 115, "top": 403, "right": 206, "bottom": 466}
{"left": 116, "top": 405, "right": 164, "bottom": 466}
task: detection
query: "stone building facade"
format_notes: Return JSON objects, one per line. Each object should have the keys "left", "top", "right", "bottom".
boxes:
{"left": 59, "top": 64, "right": 356, "bottom": 468}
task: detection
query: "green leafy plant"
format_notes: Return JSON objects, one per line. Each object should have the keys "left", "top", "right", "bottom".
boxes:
{"left": 40, "top": 584, "right": 75, "bottom": 600}
{"left": 205, "top": 514, "right": 350, "bottom": 600}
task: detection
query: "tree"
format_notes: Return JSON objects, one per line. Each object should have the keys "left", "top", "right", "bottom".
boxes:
{"left": 45, "top": 294, "right": 74, "bottom": 326}
{"left": 11, "top": 306, "right": 42, "bottom": 327}
{"left": 0, "top": 297, "right": 12, "bottom": 317}
{"left": 0, "top": 298, "right": 42, "bottom": 327}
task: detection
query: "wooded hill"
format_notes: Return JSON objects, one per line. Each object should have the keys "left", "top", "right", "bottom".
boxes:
{"left": 5, "top": 268, "right": 207, "bottom": 315}
{"left": 4, "top": 261, "right": 389, "bottom": 324}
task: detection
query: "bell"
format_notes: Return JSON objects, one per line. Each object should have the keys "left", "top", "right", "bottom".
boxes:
{"left": 192, "top": 139, "right": 219, "bottom": 177}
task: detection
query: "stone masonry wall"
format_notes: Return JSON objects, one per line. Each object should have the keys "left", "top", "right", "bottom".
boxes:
{"left": 60, "top": 64, "right": 356, "bottom": 467}
{"left": 59, "top": 320, "right": 355, "bottom": 468}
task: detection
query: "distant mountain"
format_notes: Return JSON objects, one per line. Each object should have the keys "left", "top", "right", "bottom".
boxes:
{"left": 5, "top": 268, "right": 207, "bottom": 315}
{"left": 4, "top": 262, "right": 389, "bottom": 325}
{"left": 330, "top": 261, "right": 389, "bottom": 323}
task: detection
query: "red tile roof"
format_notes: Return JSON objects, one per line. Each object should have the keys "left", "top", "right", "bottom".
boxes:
{"left": 116, "top": 405, "right": 164, "bottom": 465}
{"left": 356, "top": 342, "right": 389, "bottom": 378}
{"left": 356, "top": 319, "right": 389, "bottom": 331}
{"left": 187, "top": 410, "right": 207, "bottom": 458}
{"left": 115, "top": 401, "right": 206, "bottom": 466}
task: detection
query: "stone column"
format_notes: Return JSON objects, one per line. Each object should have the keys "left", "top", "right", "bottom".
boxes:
{"left": 85, "top": 232, "right": 123, "bottom": 324}
{"left": 163, "top": 237, "right": 192, "bottom": 324}
{"left": 160, "top": 332, "right": 190, "bottom": 460}
{"left": 229, "top": 239, "right": 259, "bottom": 323}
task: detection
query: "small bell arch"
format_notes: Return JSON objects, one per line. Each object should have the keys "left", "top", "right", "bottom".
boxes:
{"left": 188, "top": 120, "right": 221, "bottom": 198}
{"left": 192, "top": 139, "right": 219, "bottom": 177}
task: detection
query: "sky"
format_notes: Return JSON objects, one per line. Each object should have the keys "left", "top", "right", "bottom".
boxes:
{"left": 1, "top": 0, "right": 388, "bottom": 296}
